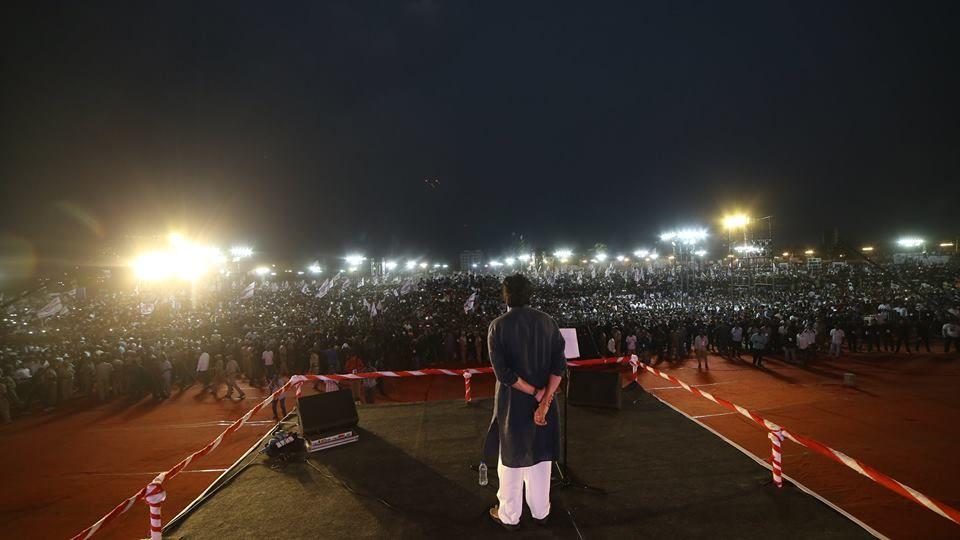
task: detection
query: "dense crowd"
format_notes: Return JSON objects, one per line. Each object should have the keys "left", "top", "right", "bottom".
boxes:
{"left": 1, "top": 260, "right": 958, "bottom": 423}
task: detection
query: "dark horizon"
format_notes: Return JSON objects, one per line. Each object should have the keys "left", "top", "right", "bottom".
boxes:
{"left": 2, "top": 2, "right": 958, "bottom": 264}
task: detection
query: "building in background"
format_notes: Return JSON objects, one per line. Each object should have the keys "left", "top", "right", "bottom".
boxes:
{"left": 459, "top": 250, "right": 484, "bottom": 271}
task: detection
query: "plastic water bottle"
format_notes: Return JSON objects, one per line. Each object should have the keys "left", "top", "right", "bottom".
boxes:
{"left": 478, "top": 462, "right": 488, "bottom": 486}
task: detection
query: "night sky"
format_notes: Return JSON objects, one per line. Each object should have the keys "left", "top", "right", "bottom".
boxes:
{"left": 2, "top": 1, "right": 958, "bottom": 262}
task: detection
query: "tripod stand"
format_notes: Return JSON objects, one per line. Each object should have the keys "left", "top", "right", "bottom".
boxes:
{"left": 553, "top": 371, "right": 605, "bottom": 493}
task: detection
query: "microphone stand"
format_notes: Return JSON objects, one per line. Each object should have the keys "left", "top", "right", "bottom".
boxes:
{"left": 553, "top": 370, "right": 604, "bottom": 493}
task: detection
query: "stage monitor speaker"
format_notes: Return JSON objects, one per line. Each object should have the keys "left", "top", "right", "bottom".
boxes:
{"left": 568, "top": 370, "right": 622, "bottom": 410}
{"left": 297, "top": 389, "right": 359, "bottom": 436}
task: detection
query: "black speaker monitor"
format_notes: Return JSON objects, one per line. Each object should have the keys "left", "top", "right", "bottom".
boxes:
{"left": 298, "top": 389, "right": 359, "bottom": 436}
{"left": 568, "top": 370, "right": 622, "bottom": 410}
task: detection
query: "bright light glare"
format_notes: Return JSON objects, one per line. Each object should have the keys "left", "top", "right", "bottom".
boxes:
{"left": 694, "top": 249, "right": 708, "bottom": 257}
{"left": 897, "top": 237, "right": 924, "bottom": 248}
{"left": 940, "top": 242, "right": 955, "bottom": 248}
{"left": 595, "top": 252, "right": 608, "bottom": 262}
{"left": 384, "top": 261, "right": 398, "bottom": 271}
{"left": 861, "top": 246, "right": 874, "bottom": 252}
{"left": 633, "top": 249, "right": 649, "bottom": 258}
{"left": 517, "top": 254, "right": 531, "bottom": 262}
{"left": 661, "top": 228, "right": 708, "bottom": 244}
{"left": 308, "top": 264, "right": 323, "bottom": 274}
{"left": 616, "top": 255, "right": 625, "bottom": 262}
{"left": 489, "top": 260, "right": 503, "bottom": 267}
{"left": 733, "top": 244, "right": 761, "bottom": 254}
{"left": 419, "top": 262, "right": 428, "bottom": 269}
{"left": 230, "top": 246, "right": 253, "bottom": 259}
{"left": 649, "top": 252, "right": 659, "bottom": 260}
{"left": 804, "top": 249, "right": 815, "bottom": 255}
{"left": 131, "top": 237, "right": 226, "bottom": 282}
{"left": 254, "top": 266, "right": 270, "bottom": 276}
{"left": 722, "top": 214, "right": 750, "bottom": 230}
{"left": 505, "top": 257, "right": 516, "bottom": 265}
{"left": 553, "top": 249, "right": 573, "bottom": 261}
{"left": 345, "top": 254, "right": 366, "bottom": 266}
{"left": 406, "top": 260, "right": 417, "bottom": 270}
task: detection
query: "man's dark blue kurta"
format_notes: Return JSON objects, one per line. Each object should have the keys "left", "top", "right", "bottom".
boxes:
{"left": 483, "top": 306, "right": 567, "bottom": 468}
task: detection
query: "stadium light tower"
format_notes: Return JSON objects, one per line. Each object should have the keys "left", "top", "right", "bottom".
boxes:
{"left": 553, "top": 249, "right": 573, "bottom": 263}
{"left": 896, "top": 237, "right": 924, "bottom": 249}
{"left": 384, "top": 260, "right": 398, "bottom": 271}
{"left": 345, "top": 254, "right": 366, "bottom": 266}
{"left": 230, "top": 246, "right": 253, "bottom": 260}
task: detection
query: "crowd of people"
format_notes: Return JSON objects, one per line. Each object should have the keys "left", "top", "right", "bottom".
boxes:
{"left": 1, "top": 259, "right": 958, "bottom": 423}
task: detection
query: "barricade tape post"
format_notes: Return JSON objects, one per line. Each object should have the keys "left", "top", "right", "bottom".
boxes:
{"left": 769, "top": 429, "right": 784, "bottom": 488}
{"left": 628, "top": 355, "right": 960, "bottom": 525}
{"left": 72, "top": 355, "right": 960, "bottom": 539}
{"left": 144, "top": 481, "right": 166, "bottom": 540}
{"left": 463, "top": 371, "right": 472, "bottom": 403}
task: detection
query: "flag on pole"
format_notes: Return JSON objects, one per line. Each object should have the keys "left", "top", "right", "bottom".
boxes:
{"left": 239, "top": 282, "right": 256, "bottom": 300}
{"left": 463, "top": 291, "right": 478, "bottom": 314}
{"left": 37, "top": 297, "right": 64, "bottom": 319}
{"left": 301, "top": 283, "right": 310, "bottom": 295}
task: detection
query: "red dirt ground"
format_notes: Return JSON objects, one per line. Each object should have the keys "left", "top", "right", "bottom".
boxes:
{"left": 1, "top": 351, "right": 958, "bottom": 539}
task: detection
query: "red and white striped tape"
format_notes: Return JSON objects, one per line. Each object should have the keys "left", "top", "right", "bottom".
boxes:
{"left": 629, "top": 355, "right": 960, "bottom": 525}
{"left": 70, "top": 379, "right": 295, "bottom": 540}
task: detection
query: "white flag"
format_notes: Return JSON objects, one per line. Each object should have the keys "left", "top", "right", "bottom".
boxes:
{"left": 140, "top": 302, "right": 156, "bottom": 316}
{"left": 301, "top": 283, "right": 310, "bottom": 295}
{"left": 239, "top": 282, "right": 256, "bottom": 300}
{"left": 37, "top": 297, "right": 64, "bottom": 319}
{"left": 463, "top": 291, "right": 478, "bottom": 314}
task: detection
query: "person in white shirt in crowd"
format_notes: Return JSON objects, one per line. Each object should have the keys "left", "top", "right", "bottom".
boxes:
{"left": 159, "top": 356, "right": 172, "bottom": 398}
{"left": 797, "top": 327, "right": 817, "bottom": 364}
{"left": 262, "top": 346, "right": 275, "bottom": 380}
{"left": 196, "top": 351, "right": 211, "bottom": 391}
{"left": 730, "top": 325, "right": 744, "bottom": 358}
{"left": 829, "top": 326, "right": 845, "bottom": 357}
{"left": 606, "top": 336, "right": 616, "bottom": 357}
{"left": 693, "top": 330, "right": 709, "bottom": 370}
{"left": 943, "top": 321, "right": 960, "bottom": 353}
{"left": 625, "top": 332, "right": 637, "bottom": 357}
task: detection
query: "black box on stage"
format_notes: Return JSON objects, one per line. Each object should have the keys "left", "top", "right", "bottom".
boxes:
{"left": 568, "top": 370, "right": 622, "bottom": 410}
{"left": 297, "top": 389, "right": 359, "bottom": 437}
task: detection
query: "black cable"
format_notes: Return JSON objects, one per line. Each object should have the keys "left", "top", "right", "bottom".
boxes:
{"left": 303, "top": 459, "right": 402, "bottom": 512}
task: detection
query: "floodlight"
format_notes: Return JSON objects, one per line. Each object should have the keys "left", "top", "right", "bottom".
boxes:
{"left": 553, "top": 249, "right": 573, "bottom": 260}
{"left": 419, "top": 262, "right": 428, "bottom": 269}
{"left": 517, "top": 254, "right": 531, "bottom": 262}
{"left": 384, "top": 261, "right": 398, "bottom": 271}
{"left": 896, "top": 237, "right": 924, "bottom": 248}
{"left": 505, "top": 257, "right": 516, "bottom": 265}
{"left": 804, "top": 249, "right": 815, "bottom": 255}
{"left": 595, "top": 252, "right": 608, "bottom": 262}
{"left": 406, "top": 260, "right": 417, "bottom": 270}
{"left": 230, "top": 246, "right": 253, "bottom": 259}
{"left": 722, "top": 214, "right": 750, "bottom": 230}
{"left": 345, "top": 254, "right": 366, "bottom": 266}
{"left": 633, "top": 249, "right": 649, "bottom": 258}
{"left": 254, "top": 267, "right": 270, "bottom": 275}
{"left": 308, "top": 264, "right": 322, "bottom": 274}
{"left": 861, "top": 246, "right": 874, "bottom": 252}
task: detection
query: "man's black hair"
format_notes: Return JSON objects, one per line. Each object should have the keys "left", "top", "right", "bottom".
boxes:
{"left": 502, "top": 274, "right": 534, "bottom": 307}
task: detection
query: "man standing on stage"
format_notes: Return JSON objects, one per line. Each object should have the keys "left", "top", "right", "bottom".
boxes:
{"left": 483, "top": 274, "right": 566, "bottom": 530}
